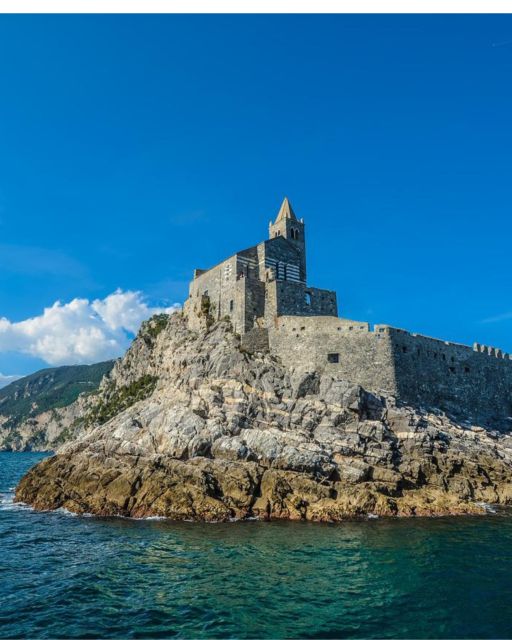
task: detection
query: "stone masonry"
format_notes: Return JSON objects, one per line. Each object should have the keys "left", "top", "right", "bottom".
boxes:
{"left": 183, "top": 197, "right": 337, "bottom": 334}
{"left": 184, "top": 198, "right": 512, "bottom": 427}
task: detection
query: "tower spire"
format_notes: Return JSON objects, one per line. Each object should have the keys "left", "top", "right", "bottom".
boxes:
{"left": 275, "top": 197, "right": 297, "bottom": 222}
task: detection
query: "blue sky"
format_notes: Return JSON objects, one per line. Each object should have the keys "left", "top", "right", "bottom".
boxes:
{"left": 0, "top": 14, "right": 512, "bottom": 378}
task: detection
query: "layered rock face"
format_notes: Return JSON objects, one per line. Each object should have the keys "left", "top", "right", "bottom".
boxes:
{"left": 0, "top": 399, "right": 86, "bottom": 452}
{"left": 0, "top": 361, "right": 114, "bottom": 451}
{"left": 16, "top": 313, "right": 512, "bottom": 521}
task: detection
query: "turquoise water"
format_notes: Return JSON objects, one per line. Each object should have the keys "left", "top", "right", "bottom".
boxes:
{"left": 1, "top": 452, "right": 512, "bottom": 639}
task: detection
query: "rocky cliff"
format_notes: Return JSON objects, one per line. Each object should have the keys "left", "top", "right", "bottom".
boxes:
{"left": 16, "top": 313, "right": 512, "bottom": 521}
{"left": 0, "top": 361, "right": 114, "bottom": 451}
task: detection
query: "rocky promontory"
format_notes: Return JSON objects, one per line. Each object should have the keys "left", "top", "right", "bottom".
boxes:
{"left": 16, "top": 313, "right": 512, "bottom": 520}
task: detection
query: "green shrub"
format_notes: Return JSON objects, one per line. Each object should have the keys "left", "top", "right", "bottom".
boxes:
{"left": 87, "top": 375, "right": 158, "bottom": 426}
{"left": 145, "top": 314, "right": 169, "bottom": 339}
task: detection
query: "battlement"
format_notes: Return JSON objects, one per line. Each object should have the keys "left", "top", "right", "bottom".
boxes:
{"left": 272, "top": 317, "right": 511, "bottom": 364}
{"left": 375, "top": 325, "right": 512, "bottom": 362}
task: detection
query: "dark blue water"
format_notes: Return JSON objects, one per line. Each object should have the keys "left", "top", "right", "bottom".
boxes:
{"left": 1, "top": 452, "right": 512, "bottom": 639}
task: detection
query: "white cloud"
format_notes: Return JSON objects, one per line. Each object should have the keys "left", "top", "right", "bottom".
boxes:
{"left": 480, "top": 311, "right": 512, "bottom": 324}
{"left": 0, "top": 373, "right": 21, "bottom": 389}
{"left": 0, "top": 290, "right": 180, "bottom": 367}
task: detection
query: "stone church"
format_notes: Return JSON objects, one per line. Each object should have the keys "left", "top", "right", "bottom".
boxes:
{"left": 184, "top": 197, "right": 337, "bottom": 334}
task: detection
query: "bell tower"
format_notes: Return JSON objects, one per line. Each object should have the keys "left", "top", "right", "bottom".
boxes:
{"left": 268, "top": 197, "right": 307, "bottom": 281}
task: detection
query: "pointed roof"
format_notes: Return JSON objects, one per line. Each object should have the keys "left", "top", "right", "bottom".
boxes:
{"left": 275, "top": 197, "right": 297, "bottom": 222}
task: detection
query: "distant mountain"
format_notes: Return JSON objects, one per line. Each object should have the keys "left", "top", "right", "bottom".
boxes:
{"left": 0, "top": 361, "right": 115, "bottom": 451}
{"left": 0, "top": 374, "right": 22, "bottom": 389}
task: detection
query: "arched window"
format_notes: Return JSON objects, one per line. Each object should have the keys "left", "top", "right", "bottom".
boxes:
{"left": 305, "top": 292, "right": 312, "bottom": 306}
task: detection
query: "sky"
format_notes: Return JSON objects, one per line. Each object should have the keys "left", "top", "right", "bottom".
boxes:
{"left": 0, "top": 14, "right": 511, "bottom": 383}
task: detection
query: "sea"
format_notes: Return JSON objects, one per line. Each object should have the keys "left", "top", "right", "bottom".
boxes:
{"left": 1, "top": 451, "right": 512, "bottom": 639}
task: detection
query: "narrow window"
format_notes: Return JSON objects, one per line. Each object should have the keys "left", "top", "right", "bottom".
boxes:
{"left": 229, "top": 300, "right": 234, "bottom": 312}
{"left": 327, "top": 353, "right": 339, "bottom": 363}
{"left": 305, "top": 292, "right": 312, "bottom": 306}
{"left": 464, "top": 366, "right": 470, "bottom": 373}
{"left": 402, "top": 346, "right": 408, "bottom": 353}
{"left": 449, "top": 366, "right": 456, "bottom": 373}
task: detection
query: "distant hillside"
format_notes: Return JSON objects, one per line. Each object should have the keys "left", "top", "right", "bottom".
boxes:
{"left": 0, "top": 361, "right": 115, "bottom": 432}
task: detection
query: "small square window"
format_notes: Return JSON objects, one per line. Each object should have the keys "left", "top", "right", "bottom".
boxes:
{"left": 327, "top": 353, "right": 339, "bottom": 363}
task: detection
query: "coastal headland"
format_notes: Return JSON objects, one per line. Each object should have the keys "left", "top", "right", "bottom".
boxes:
{"left": 15, "top": 200, "right": 512, "bottom": 520}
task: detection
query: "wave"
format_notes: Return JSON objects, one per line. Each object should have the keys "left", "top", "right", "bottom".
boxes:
{"left": 475, "top": 501, "right": 498, "bottom": 514}
{"left": 0, "top": 492, "right": 33, "bottom": 513}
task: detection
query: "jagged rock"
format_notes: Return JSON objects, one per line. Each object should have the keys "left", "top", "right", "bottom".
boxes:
{"left": 15, "top": 313, "right": 512, "bottom": 521}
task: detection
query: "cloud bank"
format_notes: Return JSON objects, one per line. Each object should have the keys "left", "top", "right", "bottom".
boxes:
{"left": 0, "top": 290, "right": 180, "bottom": 367}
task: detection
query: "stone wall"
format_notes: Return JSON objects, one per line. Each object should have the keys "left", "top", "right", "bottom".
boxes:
{"left": 265, "top": 281, "right": 338, "bottom": 321}
{"left": 268, "top": 316, "right": 397, "bottom": 396}
{"left": 384, "top": 327, "right": 512, "bottom": 425}
{"left": 184, "top": 252, "right": 267, "bottom": 334}
{"left": 240, "top": 328, "right": 270, "bottom": 354}
{"left": 235, "top": 277, "right": 265, "bottom": 333}
{"left": 185, "top": 256, "right": 237, "bottom": 330}
{"left": 268, "top": 317, "right": 512, "bottom": 427}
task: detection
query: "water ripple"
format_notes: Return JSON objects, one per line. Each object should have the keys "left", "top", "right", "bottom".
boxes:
{"left": 2, "top": 452, "right": 512, "bottom": 639}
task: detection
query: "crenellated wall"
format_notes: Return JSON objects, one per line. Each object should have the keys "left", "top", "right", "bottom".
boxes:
{"left": 383, "top": 327, "right": 512, "bottom": 425}
{"left": 267, "top": 317, "right": 512, "bottom": 427}
{"left": 268, "top": 316, "right": 397, "bottom": 396}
